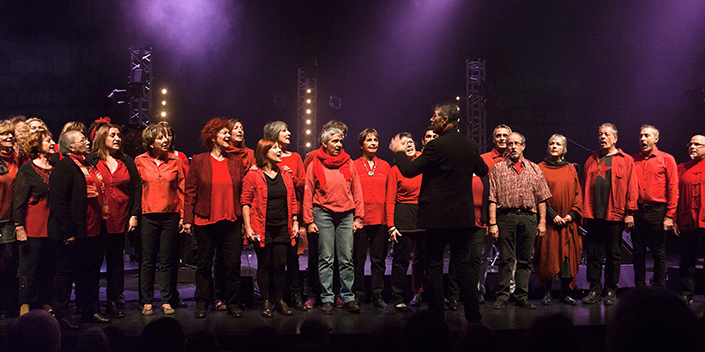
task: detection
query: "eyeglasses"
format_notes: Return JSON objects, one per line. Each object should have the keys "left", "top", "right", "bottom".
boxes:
{"left": 688, "top": 143, "right": 705, "bottom": 148}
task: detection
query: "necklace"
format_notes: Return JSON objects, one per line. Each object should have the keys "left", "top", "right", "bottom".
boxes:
{"left": 362, "top": 158, "right": 376, "bottom": 177}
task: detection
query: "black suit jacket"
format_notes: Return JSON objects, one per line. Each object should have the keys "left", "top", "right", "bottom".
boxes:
{"left": 394, "top": 128, "right": 488, "bottom": 229}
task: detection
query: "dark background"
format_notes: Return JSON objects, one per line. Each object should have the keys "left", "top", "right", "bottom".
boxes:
{"left": 2, "top": 0, "right": 704, "bottom": 164}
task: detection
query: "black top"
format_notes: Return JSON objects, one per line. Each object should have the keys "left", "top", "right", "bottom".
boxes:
{"left": 13, "top": 161, "right": 51, "bottom": 226}
{"left": 265, "top": 171, "right": 288, "bottom": 227}
{"left": 86, "top": 153, "right": 142, "bottom": 232}
{"left": 394, "top": 128, "right": 488, "bottom": 229}
{"left": 593, "top": 155, "right": 613, "bottom": 220}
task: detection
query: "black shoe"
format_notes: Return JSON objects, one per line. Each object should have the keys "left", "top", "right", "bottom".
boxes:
{"left": 107, "top": 301, "right": 125, "bottom": 318}
{"left": 516, "top": 300, "right": 537, "bottom": 309}
{"left": 448, "top": 299, "right": 459, "bottom": 311}
{"left": 172, "top": 298, "right": 188, "bottom": 308}
{"left": 559, "top": 296, "right": 577, "bottom": 306}
{"left": 82, "top": 313, "right": 111, "bottom": 324}
{"left": 492, "top": 299, "right": 507, "bottom": 310}
{"left": 293, "top": 294, "right": 306, "bottom": 311}
{"left": 321, "top": 302, "right": 334, "bottom": 315}
{"left": 372, "top": 298, "right": 387, "bottom": 309}
{"left": 542, "top": 291, "right": 553, "bottom": 305}
{"left": 604, "top": 291, "right": 616, "bottom": 306}
{"left": 345, "top": 301, "right": 361, "bottom": 313}
{"left": 261, "top": 300, "right": 273, "bottom": 318}
{"left": 409, "top": 292, "right": 422, "bottom": 307}
{"left": 275, "top": 300, "right": 294, "bottom": 316}
{"left": 582, "top": 291, "right": 601, "bottom": 305}
{"left": 59, "top": 316, "right": 80, "bottom": 330}
{"left": 195, "top": 302, "right": 207, "bottom": 319}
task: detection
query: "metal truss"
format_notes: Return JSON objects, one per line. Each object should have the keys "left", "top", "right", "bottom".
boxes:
{"left": 129, "top": 46, "right": 153, "bottom": 127}
{"left": 297, "top": 67, "right": 317, "bottom": 154}
{"left": 466, "top": 58, "right": 488, "bottom": 153}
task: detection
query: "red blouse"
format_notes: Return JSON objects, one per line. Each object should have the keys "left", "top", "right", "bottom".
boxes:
{"left": 385, "top": 165, "right": 422, "bottom": 228}
{"left": 194, "top": 156, "right": 237, "bottom": 226}
{"left": 134, "top": 152, "right": 185, "bottom": 216}
{"left": 97, "top": 160, "right": 131, "bottom": 234}
{"left": 353, "top": 157, "right": 390, "bottom": 226}
{"left": 0, "top": 151, "right": 19, "bottom": 221}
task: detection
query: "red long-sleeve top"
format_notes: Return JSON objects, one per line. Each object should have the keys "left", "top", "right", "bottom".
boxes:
{"left": 582, "top": 149, "right": 638, "bottom": 221}
{"left": 303, "top": 160, "right": 364, "bottom": 225}
{"left": 481, "top": 148, "right": 505, "bottom": 172}
{"left": 353, "top": 157, "right": 390, "bottom": 226}
{"left": 385, "top": 165, "right": 422, "bottom": 228}
{"left": 676, "top": 158, "right": 705, "bottom": 232}
{"left": 96, "top": 160, "right": 131, "bottom": 233}
{"left": 279, "top": 152, "right": 305, "bottom": 194}
{"left": 134, "top": 152, "right": 185, "bottom": 217}
{"left": 632, "top": 146, "right": 679, "bottom": 218}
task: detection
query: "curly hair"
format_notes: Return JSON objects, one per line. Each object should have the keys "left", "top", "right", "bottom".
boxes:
{"left": 142, "top": 124, "right": 167, "bottom": 150}
{"left": 23, "top": 130, "right": 53, "bottom": 160}
{"left": 200, "top": 118, "right": 232, "bottom": 150}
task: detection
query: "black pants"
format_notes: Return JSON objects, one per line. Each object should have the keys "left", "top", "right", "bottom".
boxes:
{"left": 286, "top": 237, "right": 302, "bottom": 299}
{"left": 584, "top": 218, "right": 623, "bottom": 293}
{"left": 448, "top": 228, "right": 486, "bottom": 301}
{"left": 0, "top": 241, "right": 19, "bottom": 314}
{"left": 424, "top": 228, "right": 482, "bottom": 323}
{"left": 55, "top": 235, "right": 103, "bottom": 316}
{"left": 194, "top": 220, "right": 243, "bottom": 306}
{"left": 391, "top": 231, "right": 423, "bottom": 304}
{"left": 496, "top": 212, "right": 536, "bottom": 301}
{"left": 140, "top": 213, "right": 180, "bottom": 305}
{"left": 104, "top": 233, "right": 126, "bottom": 302}
{"left": 353, "top": 224, "right": 388, "bottom": 301}
{"left": 254, "top": 226, "right": 290, "bottom": 301}
{"left": 305, "top": 231, "right": 341, "bottom": 298}
{"left": 632, "top": 203, "right": 667, "bottom": 287}
{"left": 679, "top": 228, "right": 705, "bottom": 298}
{"left": 19, "top": 238, "right": 55, "bottom": 308}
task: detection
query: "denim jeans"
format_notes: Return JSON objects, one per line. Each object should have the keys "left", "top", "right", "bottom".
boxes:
{"left": 314, "top": 207, "right": 355, "bottom": 304}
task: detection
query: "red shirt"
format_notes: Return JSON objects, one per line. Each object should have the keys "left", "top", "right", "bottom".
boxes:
{"left": 582, "top": 149, "right": 638, "bottom": 221}
{"left": 472, "top": 175, "right": 485, "bottom": 228}
{"left": 194, "top": 156, "right": 237, "bottom": 226}
{"left": 481, "top": 148, "right": 505, "bottom": 172}
{"left": 174, "top": 150, "right": 190, "bottom": 176}
{"left": 279, "top": 152, "right": 305, "bottom": 194}
{"left": 632, "top": 146, "right": 679, "bottom": 218}
{"left": 303, "top": 159, "right": 364, "bottom": 225}
{"left": 353, "top": 157, "right": 390, "bottom": 226}
{"left": 135, "top": 152, "right": 185, "bottom": 216}
{"left": 0, "top": 151, "right": 19, "bottom": 222}
{"left": 676, "top": 158, "right": 705, "bottom": 231}
{"left": 489, "top": 157, "right": 552, "bottom": 212}
{"left": 97, "top": 160, "right": 131, "bottom": 233}
{"left": 385, "top": 165, "right": 422, "bottom": 228}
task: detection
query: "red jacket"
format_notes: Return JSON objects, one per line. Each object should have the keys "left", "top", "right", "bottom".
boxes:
{"left": 582, "top": 149, "right": 638, "bottom": 222}
{"left": 183, "top": 152, "right": 243, "bottom": 224}
{"left": 241, "top": 168, "right": 299, "bottom": 247}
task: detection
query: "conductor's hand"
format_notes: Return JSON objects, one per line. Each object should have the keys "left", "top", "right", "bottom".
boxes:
{"left": 389, "top": 135, "right": 406, "bottom": 153}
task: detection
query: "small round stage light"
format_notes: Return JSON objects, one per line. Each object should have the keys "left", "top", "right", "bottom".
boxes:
{"left": 161, "top": 101, "right": 166, "bottom": 105}
{"left": 306, "top": 109, "right": 311, "bottom": 114}
{"left": 162, "top": 89, "right": 168, "bottom": 94}
{"left": 306, "top": 142, "right": 311, "bottom": 147}
{"left": 161, "top": 111, "right": 167, "bottom": 117}
{"left": 306, "top": 99, "right": 312, "bottom": 104}
{"left": 306, "top": 89, "right": 312, "bottom": 94}
{"left": 456, "top": 96, "right": 460, "bottom": 101}
{"left": 306, "top": 119, "right": 311, "bottom": 124}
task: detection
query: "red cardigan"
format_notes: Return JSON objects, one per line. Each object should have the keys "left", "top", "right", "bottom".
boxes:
{"left": 241, "top": 168, "right": 299, "bottom": 247}
{"left": 184, "top": 152, "right": 243, "bottom": 224}
{"left": 582, "top": 149, "right": 638, "bottom": 222}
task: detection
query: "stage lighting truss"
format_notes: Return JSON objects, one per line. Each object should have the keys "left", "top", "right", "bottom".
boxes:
{"left": 297, "top": 67, "right": 317, "bottom": 154}
{"left": 466, "top": 58, "right": 488, "bottom": 153}
{"left": 129, "top": 46, "right": 153, "bottom": 127}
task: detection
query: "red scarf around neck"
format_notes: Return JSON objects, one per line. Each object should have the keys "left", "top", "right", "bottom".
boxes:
{"left": 312, "top": 147, "right": 351, "bottom": 193}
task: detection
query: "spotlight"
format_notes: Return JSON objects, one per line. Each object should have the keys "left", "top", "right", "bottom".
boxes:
{"left": 306, "top": 130, "right": 311, "bottom": 135}
{"left": 306, "top": 119, "right": 311, "bottom": 124}
{"left": 161, "top": 89, "right": 167, "bottom": 94}
{"left": 161, "top": 111, "right": 167, "bottom": 117}
{"left": 306, "top": 89, "right": 312, "bottom": 94}
{"left": 306, "top": 109, "right": 311, "bottom": 114}
{"left": 456, "top": 96, "right": 460, "bottom": 101}
{"left": 306, "top": 142, "right": 311, "bottom": 147}
{"left": 161, "top": 101, "right": 166, "bottom": 105}
{"left": 306, "top": 99, "right": 312, "bottom": 104}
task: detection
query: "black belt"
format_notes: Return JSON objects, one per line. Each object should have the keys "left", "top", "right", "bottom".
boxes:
{"left": 637, "top": 202, "right": 666, "bottom": 212}
{"left": 497, "top": 207, "right": 534, "bottom": 215}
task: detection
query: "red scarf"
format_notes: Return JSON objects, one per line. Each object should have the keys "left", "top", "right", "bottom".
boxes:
{"left": 312, "top": 147, "right": 351, "bottom": 193}
{"left": 69, "top": 154, "right": 109, "bottom": 219}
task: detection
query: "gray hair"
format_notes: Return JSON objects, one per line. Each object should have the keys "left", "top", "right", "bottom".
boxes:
{"left": 548, "top": 134, "right": 568, "bottom": 155}
{"left": 263, "top": 121, "right": 288, "bottom": 140}
{"left": 320, "top": 127, "right": 344, "bottom": 145}
{"left": 599, "top": 122, "right": 618, "bottom": 138}
{"left": 509, "top": 132, "right": 525, "bottom": 145}
{"left": 640, "top": 124, "right": 659, "bottom": 138}
{"left": 59, "top": 130, "right": 81, "bottom": 154}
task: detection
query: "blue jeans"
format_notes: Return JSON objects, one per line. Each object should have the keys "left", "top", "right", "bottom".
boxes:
{"left": 314, "top": 207, "right": 355, "bottom": 304}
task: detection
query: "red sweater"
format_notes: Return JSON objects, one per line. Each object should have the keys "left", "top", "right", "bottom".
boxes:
{"left": 385, "top": 165, "right": 422, "bottom": 228}
{"left": 353, "top": 157, "right": 390, "bottom": 226}
{"left": 582, "top": 149, "right": 638, "bottom": 221}
{"left": 303, "top": 159, "right": 364, "bottom": 225}
{"left": 241, "top": 168, "right": 298, "bottom": 247}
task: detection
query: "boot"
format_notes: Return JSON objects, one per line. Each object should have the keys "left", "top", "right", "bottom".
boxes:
{"left": 106, "top": 301, "right": 125, "bottom": 318}
{"left": 275, "top": 299, "right": 294, "bottom": 316}
{"left": 542, "top": 281, "right": 553, "bottom": 305}
{"left": 261, "top": 300, "right": 273, "bottom": 318}
{"left": 559, "top": 278, "right": 577, "bottom": 306}
{"left": 292, "top": 293, "right": 305, "bottom": 311}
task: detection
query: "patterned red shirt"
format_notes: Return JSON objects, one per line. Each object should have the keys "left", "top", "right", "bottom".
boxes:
{"left": 489, "top": 157, "right": 552, "bottom": 212}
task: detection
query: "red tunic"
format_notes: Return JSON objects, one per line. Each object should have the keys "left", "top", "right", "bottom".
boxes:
{"left": 353, "top": 157, "right": 390, "bottom": 226}
{"left": 534, "top": 161, "right": 583, "bottom": 288}
{"left": 97, "top": 160, "right": 131, "bottom": 234}
{"left": 194, "top": 156, "right": 237, "bottom": 226}
{"left": 676, "top": 158, "right": 705, "bottom": 232}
